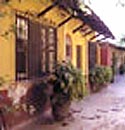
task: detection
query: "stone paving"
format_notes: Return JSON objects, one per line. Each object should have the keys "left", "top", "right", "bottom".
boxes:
{"left": 13, "top": 75, "right": 125, "bottom": 130}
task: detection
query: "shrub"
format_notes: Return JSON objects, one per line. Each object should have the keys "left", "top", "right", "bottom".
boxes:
{"left": 52, "top": 61, "right": 86, "bottom": 120}
{"left": 89, "top": 65, "right": 112, "bottom": 92}
{"left": 53, "top": 61, "right": 86, "bottom": 101}
{"left": 103, "top": 66, "right": 113, "bottom": 83}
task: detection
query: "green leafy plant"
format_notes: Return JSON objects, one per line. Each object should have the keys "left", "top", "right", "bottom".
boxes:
{"left": 53, "top": 61, "right": 85, "bottom": 100}
{"left": 52, "top": 61, "right": 85, "bottom": 120}
{"left": 103, "top": 66, "right": 113, "bottom": 83}
{"left": 89, "top": 65, "right": 112, "bottom": 92}
{"left": 111, "top": 52, "right": 117, "bottom": 82}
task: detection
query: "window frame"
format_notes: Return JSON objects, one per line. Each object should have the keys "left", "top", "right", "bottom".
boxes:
{"left": 16, "top": 16, "right": 28, "bottom": 40}
{"left": 65, "top": 34, "right": 72, "bottom": 61}
{"left": 15, "top": 15, "right": 29, "bottom": 80}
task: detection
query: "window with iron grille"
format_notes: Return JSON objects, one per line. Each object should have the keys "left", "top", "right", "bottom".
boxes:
{"left": 16, "top": 16, "right": 28, "bottom": 80}
{"left": 40, "top": 27, "right": 57, "bottom": 73}
{"left": 16, "top": 16, "right": 57, "bottom": 80}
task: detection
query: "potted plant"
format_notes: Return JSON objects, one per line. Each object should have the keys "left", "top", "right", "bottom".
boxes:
{"left": 111, "top": 53, "right": 117, "bottom": 82}
{"left": 52, "top": 61, "right": 85, "bottom": 121}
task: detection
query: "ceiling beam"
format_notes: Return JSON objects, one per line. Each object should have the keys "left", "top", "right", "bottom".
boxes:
{"left": 37, "top": 1, "right": 58, "bottom": 17}
{"left": 80, "top": 27, "right": 90, "bottom": 33}
{"left": 72, "top": 23, "right": 85, "bottom": 33}
{"left": 83, "top": 30, "right": 93, "bottom": 36}
{"left": 89, "top": 33, "right": 101, "bottom": 41}
{"left": 56, "top": 15, "right": 73, "bottom": 28}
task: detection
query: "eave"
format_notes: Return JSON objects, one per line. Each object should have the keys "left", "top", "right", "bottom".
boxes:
{"left": 37, "top": 0, "right": 115, "bottom": 40}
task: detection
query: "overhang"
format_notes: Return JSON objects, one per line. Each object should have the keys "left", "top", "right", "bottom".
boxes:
{"left": 37, "top": 0, "right": 115, "bottom": 40}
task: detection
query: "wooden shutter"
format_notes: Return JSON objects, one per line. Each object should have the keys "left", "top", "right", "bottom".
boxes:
{"left": 89, "top": 42, "right": 96, "bottom": 69}
{"left": 28, "top": 21, "right": 41, "bottom": 78}
{"left": 76, "top": 45, "right": 82, "bottom": 69}
{"left": 28, "top": 21, "right": 57, "bottom": 78}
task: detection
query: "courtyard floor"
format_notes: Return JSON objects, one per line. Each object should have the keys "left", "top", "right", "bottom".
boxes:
{"left": 12, "top": 74, "right": 125, "bottom": 130}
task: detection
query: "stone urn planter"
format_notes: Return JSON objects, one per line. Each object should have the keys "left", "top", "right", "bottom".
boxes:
{"left": 52, "top": 94, "right": 70, "bottom": 121}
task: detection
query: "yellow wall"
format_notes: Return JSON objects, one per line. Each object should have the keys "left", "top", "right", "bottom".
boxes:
{"left": 0, "top": 5, "right": 15, "bottom": 81}
{"left": 0, "top": 0, "right": 93, "bottom": 83}
{"left": 57, "top": 18, "right": 89, "bottom": 76}
{"left": 0, "top": 0, "right": 53, "bottom": 81}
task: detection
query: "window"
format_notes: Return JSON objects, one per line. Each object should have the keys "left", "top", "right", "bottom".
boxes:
{"left": 16, "top": 16, "right": 28, "bottom": 80}
{"left": 16, "top": 16, "right": 57, "bottom": 80}
{"left": 65, "top": 34, "right": 72, "bottom": 61}
{"left": 40, "top": 27, "right": 57, "bottom": 73}
{"left": 16, "top": 17, "right": 28, "bottom": 40}
{"left": 76, "top": 45, "right": 82, "bottom": 69}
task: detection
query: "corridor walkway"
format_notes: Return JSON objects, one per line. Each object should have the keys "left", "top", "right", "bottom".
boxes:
{"left": 13, "top": 75, "right": 125, "bottom": 130}
{"left": 70, "top": 74, "right": 125, "bottom": 130}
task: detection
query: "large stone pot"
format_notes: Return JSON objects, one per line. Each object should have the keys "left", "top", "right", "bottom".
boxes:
{"left": 52, "top": 94, "right": 71, "bottom": 121}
